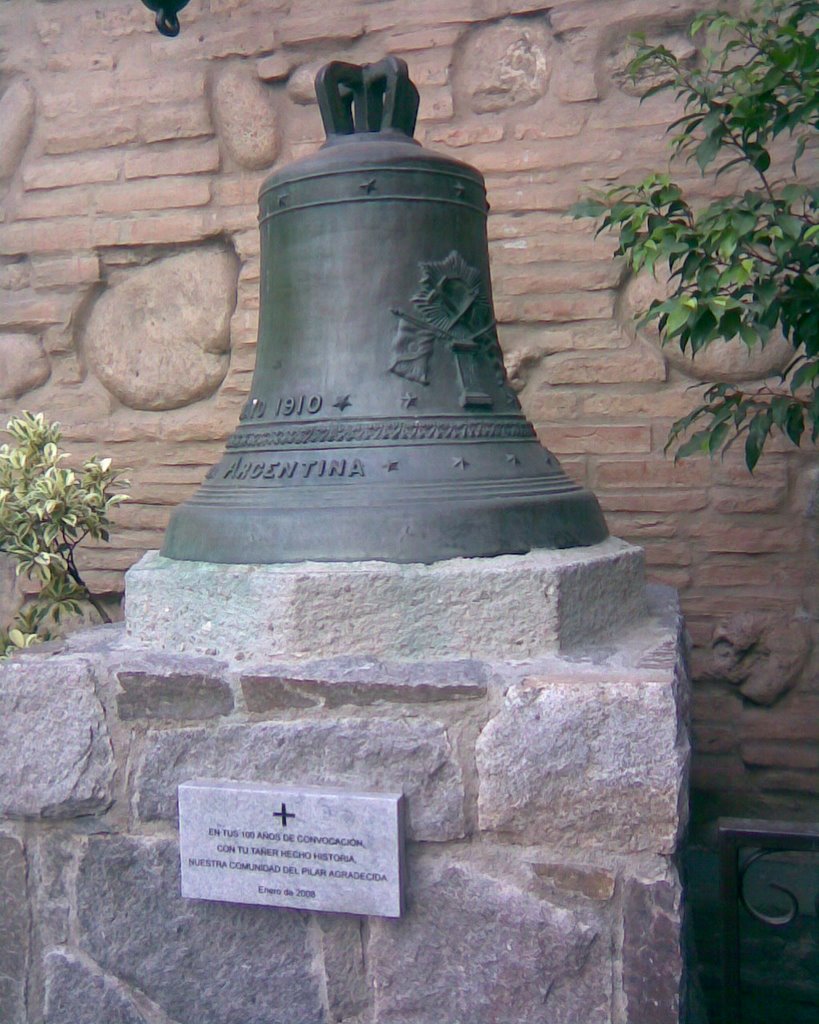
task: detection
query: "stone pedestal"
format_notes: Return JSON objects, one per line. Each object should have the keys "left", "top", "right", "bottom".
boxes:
{"left": 0, "top": 543, "right": 690, "bottom": 1024}
{"left": 124, "top": 537, "right": 646, "bottom": 661}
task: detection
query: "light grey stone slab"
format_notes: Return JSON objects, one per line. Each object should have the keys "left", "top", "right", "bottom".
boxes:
{"left": 0, "top": 656, "right": 114, "bottom": 818}
{"left": 179, "top": 779, "right": 405, "bottom": 918}
{"left": 134, "top": 717, "right": 465, "bottom": 841}
{"left": 75, "top": 835, "right": 325, "bottom": 1024}
{"left": 367, "top": 852, "right": 598, "bottom": 1024}
{"left": 124, "top": 537, "right": 645, "bottom": 661}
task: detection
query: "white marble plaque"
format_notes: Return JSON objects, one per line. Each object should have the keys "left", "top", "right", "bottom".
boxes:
{"left": 178, "top": 779, "right": 406, "bottom": 917}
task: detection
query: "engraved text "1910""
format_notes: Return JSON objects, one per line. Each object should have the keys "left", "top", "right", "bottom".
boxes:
{"left": 240, "top": 395, "right": 323, "bottom": 421}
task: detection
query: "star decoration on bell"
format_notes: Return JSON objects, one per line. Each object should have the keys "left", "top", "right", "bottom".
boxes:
{"left": 360, "top": 178, "right": 377, "bottom": 194}
{"left": 278, "top": 193, "right": 289, "bottom": 208}
{"left": 505, "top": 453, "right": 521, "bottom": 466}
{"left": 452, "top": 456, "right": 470, "bottom": 470}
{"left": 333, "top": 395, "right": 352, "bottom": 412}
{"left": 400, "top": 393, "right": 418, "bottom": 409}
{"left": 384, "top": 461, "right": 399, "bottom": 472}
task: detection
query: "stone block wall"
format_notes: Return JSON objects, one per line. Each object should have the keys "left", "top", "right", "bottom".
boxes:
{"left": 0, "top": 584, "right": 689, "bottom": 1024}
{"left": 0, "top": 1, "right": 816, "bottom": 821}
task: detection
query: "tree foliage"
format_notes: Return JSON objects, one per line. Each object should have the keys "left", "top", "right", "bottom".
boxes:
{"left": 0, "top": 412, "right": 127, "bottom": 657}
{"left": 572, "top": 0, "right": 819, "bottom": 469}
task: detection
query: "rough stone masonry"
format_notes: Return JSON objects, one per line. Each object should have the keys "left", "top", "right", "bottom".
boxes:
{"left": 0, "top": 0, "right": 815, "bottom": 826}
{"left": 0, "top": 539, "right": 690, "bottom": 1024}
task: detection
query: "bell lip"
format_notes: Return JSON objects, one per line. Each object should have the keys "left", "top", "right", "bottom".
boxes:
{"left": 160, "top": 488, "right": 610, "bottom": 566}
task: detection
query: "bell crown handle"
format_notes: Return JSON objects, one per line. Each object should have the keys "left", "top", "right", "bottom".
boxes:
{"left": 316, "top": 57, "right": 420, "bottom": 140}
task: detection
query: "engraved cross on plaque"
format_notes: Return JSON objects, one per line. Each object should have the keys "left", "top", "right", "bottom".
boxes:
{"left": 273, "top": 803, "right": 295, "bottom": 827}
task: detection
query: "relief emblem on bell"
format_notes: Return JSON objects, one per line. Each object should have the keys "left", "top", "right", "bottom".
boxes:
{"left": 390, "top": 251, "right": 521, "bottom": 412}
{"left": 161, "top": 56, "right": 609, "bottom": 564}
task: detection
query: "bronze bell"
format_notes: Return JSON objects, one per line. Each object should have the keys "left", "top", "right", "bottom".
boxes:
{"left": 162, "top": 57, "right": 608, "bottom": 564}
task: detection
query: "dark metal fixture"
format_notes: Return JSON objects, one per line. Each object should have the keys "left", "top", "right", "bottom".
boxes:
{"left": 141, "top": 1, "right": 190, "bottom": 37}
{"left": 719, "top": 817, "right": 819, "bottom": 1024}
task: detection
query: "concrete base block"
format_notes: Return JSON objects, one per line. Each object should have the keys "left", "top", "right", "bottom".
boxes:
{"left": 124, "top": 537, "right": 645, "bottom": 662}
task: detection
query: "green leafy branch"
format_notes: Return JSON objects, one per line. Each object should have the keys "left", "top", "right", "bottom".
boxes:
{"left": 572, "top": 0, "right": 819, "bottom": 469}
{"left": 0, "top": 412, "right": 128, "bottom": 657}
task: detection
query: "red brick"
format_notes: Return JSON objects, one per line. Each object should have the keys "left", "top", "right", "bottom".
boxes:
{"left": 95, "top": 177, "right": 212, "bottom": 214}
{"left": 712, "top": 486, "right": 787, "bottom": 514}
{"left": 742, "top": 699, "right": 819, "bottom": 742}
{"left": 513, "top": 112, "right": 588, "bottom": 141}
{"left": 466, "top": 135, "right": 622, "bottom": 174}
{"left": 605, "top": 513, "right": 678, "bottom": 538}
{"left": 693, "top": 559, "right": 810, "bottom": 589}
{"left": 425, "top": 124, "right": 504, "bottom": 148}
{"left": 535, "top": 424, "right": 652, "bottom": 455}
{"left": 278, "top": 11, "right": 366, "bottom": 46}
{"left": 594, "top": 458, "right": 708, "bottom": 489}
{"left": 213, "top": 176, "right": 265, "bottom": 207}
{"left": 137, "top": 103, "right": 213, "bottom": 145}
{"left": 693, "top": 725, "right": 737, "bottom": 755}
{"left": 386, "top": 26, "right": 465, "bottom": 50}
{"left": 257, "top": 53, "right": 298, "bottom": 82}
{"left": 23, "top": 150, "right": 122, "bottom": 190}
{"left": 14, "top": 186, "right": 92, "bottom": 221}
{"left": 417, "top": 86, "right": 454, "bottom": 123}
{"left": 691, "top": 753, "right": 748, "bottom": 790}
{"left": 599, "top": 491, "right": 708, "bottom": 513}
{"left": 501, "top": 320, "right": 629, "bottom": 355}
{"left": 494, "top": 261, "right": 623, "bottom": 295}
{"left": 487, "top": 180, "right": 595, "bottom": 214}
{"left": 523, "top": 389, "right": 580, "bottom": 422}
{"left": 543, "top": 345, "right": 666, "bottom": 384}
{"left": 751, "top": 770, "right": 819, "bottom": 795}
{"left": 741, "top": 742, "right": 819, "bottom": 770}
{"left": 495, "top": 291, "right": 616, "bottom": 324}
{"left": 30, "top": 255, "right": 101, "bottom": 288}
{"left": 646, "top": 566, "right": 693, "bottom": 590}
{"left": 110, "top": 210, "right": 223, "bottom": 246}
{"left": 693, "top": 524, "right": 803, "bottom": 554}
{"left": 0, "top": 291, "right": 75, "bottom": 328}
{"left": 489, "top": 233, "right": 616, "bottom": 264}
{"left": 124, "top": 141, "right": 220, "bottom": 180}
{"left": 642, "top": 542, "right": 693, "bottom": 567}
{"left": 581, "top": 389, "right": 702, "bottom": 421}
{"left": 41, "top": 112, "right": 139, "bottom": 155}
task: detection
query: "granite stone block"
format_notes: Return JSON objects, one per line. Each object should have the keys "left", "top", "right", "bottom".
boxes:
{"left": 0, "top": 835, "right": 27, "bottom": 1024}
{"left": 623, "top": 876, "right": 684, "bottom": 1024}
{"left": 0, "top": 657, "right": 114, "bottom": 818}
{"left": 476, "top": 666, "right": 688, "bottom": 854}
{"left": 134, "top": 717, "right": 465, "bottom": 841}
{"left": 75, "top": 835, "right": 325, "bottom": 1024}
{"left": 43, "top": 950, "right": 153, "bottom": 1024}
{"left": 240, "top": 656, "right": 488, "bottom": 711}
{"left": 367, "top": 854, "right": 596, "bottom": 1024}
{"left": 115, "top": 653, "right": 233, "bottom": 721}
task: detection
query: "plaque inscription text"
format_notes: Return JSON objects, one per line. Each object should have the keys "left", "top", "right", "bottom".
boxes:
{"left": 178, "top": 780, "right": 406, "bottom": 918}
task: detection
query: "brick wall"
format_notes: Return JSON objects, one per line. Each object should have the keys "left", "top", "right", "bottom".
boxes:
{"left": 0, "top": 0, "right": 816, "bottom": 824}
